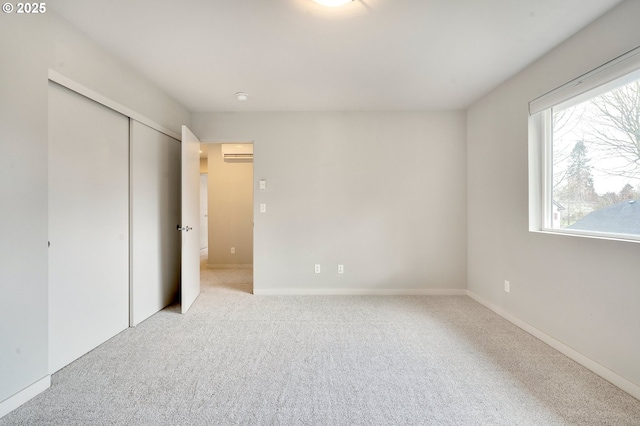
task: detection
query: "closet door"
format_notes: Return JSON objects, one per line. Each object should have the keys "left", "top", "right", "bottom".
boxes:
{"left": 48, "top": 81, "right": 129, "bottom": 373}
{"left": 130, "top": 120, "right": 180, "bottom": 326}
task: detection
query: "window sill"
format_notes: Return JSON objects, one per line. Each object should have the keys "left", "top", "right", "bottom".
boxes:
{"left": 531, "top": 228, "right": 640, "bottom": 244}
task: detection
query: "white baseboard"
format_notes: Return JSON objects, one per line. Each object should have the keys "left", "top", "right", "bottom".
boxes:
{"left": 207, "top": 264, "right": 253, "bottom": 270}
{"left": 254, "top": 288, "right": 467, "bottom": 296}
{"left": 0, "top": 375, "right": 50, "bottom": 419}
{"left": 467, "top": 290, "right": 640, "bottom": 401}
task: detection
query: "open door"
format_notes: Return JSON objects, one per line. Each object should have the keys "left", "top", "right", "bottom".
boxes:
{"left": 180, "top": 125, "right": 201, "bottom": 313}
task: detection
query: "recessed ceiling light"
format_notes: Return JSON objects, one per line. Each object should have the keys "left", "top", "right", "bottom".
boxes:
{"left": 312, "top": 0, "right": 353, "bottom": 6}
{"left": 236, "top": 92, "right": 249, "bottom": 101}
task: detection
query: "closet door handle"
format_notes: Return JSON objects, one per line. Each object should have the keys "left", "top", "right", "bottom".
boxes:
{"left": 177, "top": 225, "right": 193, "bottom": 232}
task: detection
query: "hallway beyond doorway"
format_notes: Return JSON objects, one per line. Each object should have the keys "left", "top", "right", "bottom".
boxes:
{"left": 200, "top": 248, "right": 253, "bottom": 295}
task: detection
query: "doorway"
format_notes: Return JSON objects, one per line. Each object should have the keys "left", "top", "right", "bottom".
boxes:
{"left": 199, "top": 173, "right": 209, "bottom": 259}
{"left": 200, "top": 143, "right": 254, "bottom": 275}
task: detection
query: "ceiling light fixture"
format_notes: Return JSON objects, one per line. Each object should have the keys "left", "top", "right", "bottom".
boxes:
{"left": 236, "top": 92, "right": 249, "bottom": 101}
{"left": 312, "top": 0, "right": 353, "bottom": 7}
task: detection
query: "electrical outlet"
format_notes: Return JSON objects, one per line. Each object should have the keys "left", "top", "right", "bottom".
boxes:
{"left": 504, "top": 280, "right": 510, "bottom": 293}
{"left": 259, "top": 203, "right": 267, "bottom": 213}
{"left": 231, "top": 247, "right": 236, "bottom": 254}
{"left": 314, "top": 264, "right": 321, "bottom": 274}
{"left": 337, "top": 264, "right": 344, "bottom": 274}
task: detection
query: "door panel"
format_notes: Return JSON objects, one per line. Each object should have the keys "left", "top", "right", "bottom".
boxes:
{"left": 180, "top": 126, "right": 201, "bottom": 313}
{"left": 48, "top": 81, "right": 129, "bottom": 373}
{"left": 130, "top": 120, "right": 181, "bottom": 326}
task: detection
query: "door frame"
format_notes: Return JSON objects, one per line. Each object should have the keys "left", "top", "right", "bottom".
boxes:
{"left": 200, "top": 142, "right": 255, "bottom": 292}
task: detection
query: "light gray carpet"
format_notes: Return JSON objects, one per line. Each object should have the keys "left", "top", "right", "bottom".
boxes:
{"left": 2, "top": 267, "right": 640, "bottom": 425}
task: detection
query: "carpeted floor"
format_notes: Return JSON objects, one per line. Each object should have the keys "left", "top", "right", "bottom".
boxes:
{"left": 2, "top": 265, "right": 640, "bottom": 425}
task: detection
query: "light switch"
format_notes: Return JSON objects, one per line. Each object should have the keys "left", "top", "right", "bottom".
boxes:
{"left": 259, "top": 179, "right": 267, "bottom": 190}
{"left": 259, "top": 203, "right": 267, "bottom": 213}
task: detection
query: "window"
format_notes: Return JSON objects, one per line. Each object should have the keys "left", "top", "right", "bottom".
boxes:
{"left": 530, "top": 47, "right": 640, "bottom": 241}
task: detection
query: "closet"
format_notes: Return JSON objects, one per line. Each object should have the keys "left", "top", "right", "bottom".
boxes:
{"left": 48, "top": 81, "right": 180, "bottom": 373}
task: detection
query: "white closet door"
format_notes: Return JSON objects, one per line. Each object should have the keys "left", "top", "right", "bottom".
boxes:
{"left": 48, "top": 82, "right": 129, "bottom": 373}
{"left": 130, "top": 120, "right": 180, "bottom": 326}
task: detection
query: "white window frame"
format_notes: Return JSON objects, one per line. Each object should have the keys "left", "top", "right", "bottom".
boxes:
{"left": 529, "top": 46, "right": 640, "bottom": 243}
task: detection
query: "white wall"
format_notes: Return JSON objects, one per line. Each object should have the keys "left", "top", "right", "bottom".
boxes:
{"left": 467, "top": 0, "right": 640, "bottom": 393}
{"left": 0, "top": 13, "right": 49, "bottom": 408}
{"left": 0, "top": 11, "right": 190, "bottom": 414}
{"left": 192, "top": 111, "right": 467, "bottom": 294}
{"left": 48, "top": 14, "right": 189, "bottom": 134}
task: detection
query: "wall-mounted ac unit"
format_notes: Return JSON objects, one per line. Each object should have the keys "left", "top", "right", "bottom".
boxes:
{"left": 220, "top": 143, "right": 253, "bottom": 161}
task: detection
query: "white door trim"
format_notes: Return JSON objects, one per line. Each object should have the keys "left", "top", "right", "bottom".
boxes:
{"left": 48, "top": 69, "right": 180, "bottom": 140}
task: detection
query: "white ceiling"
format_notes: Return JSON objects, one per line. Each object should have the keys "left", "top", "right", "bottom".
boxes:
{"left": 50, "top": 0, "right": 623, "bottom": 112}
